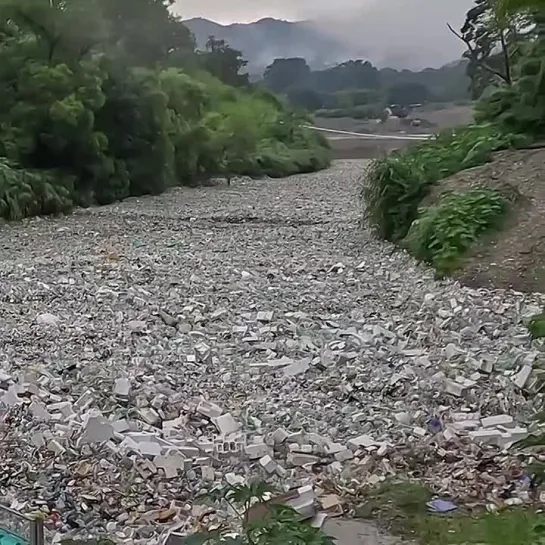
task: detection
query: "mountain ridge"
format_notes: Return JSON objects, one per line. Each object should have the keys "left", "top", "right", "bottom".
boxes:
{"left": 184, "top": 17, "right": 355, "bottom": 74}
{"left": 183, "top": 8, "right": 472, "bottom": 74}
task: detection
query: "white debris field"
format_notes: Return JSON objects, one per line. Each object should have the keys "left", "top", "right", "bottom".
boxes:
{"left": 0, "top": 161, "right": 543, "bottom": 543}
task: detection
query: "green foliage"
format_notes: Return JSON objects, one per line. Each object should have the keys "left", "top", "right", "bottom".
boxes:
{"left": 264, "top": 58, "right": 312, "bottom": 93}
{"left": 387, "top": 82, "right": 431, "bottom": 106}
{"left": 405, "top": 189, "right": 508, "bottom": 276}
{"left": 459, "top": 0, "right": 528, "bottom": 99}
{"left": 498, "top": 0, "right": 545, "bottom": 16}
{"left": 358, "top": 481, "right": 545, "bottom": 545}
{"left": 363, "top": 125, "right": 517, "bottom": 242}
{"left": 315, "top": 104, "right": 384, "bottom": 120}
{"left": 96, "top": 66, "right": 174, "bottom": 198}
{"left": 475, "top": 15, "right": 545, "bottom": 136}
{"left": 0, "top": 0, "right": 330, "bottom": 220}
{"left": 202, "top": 37, "right": 249, "bottom": 87}
{"left": 528, "top": 312, "right": 545, "bottom": 339}
{"left": 184, "top": 483, "right": 334, "bottom": 545}
{"left": 0, "top": 159, "right": 73, "bottom": 220}
{"left": 261, "top": 56, "right": 470, "bottom": 112}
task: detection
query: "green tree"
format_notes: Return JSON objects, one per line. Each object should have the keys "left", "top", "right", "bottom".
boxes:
{"left": 0, "top": 0, "right": 330, "bottom": 219}
{"left": 263, "top": 58, "right": 311, "bottom": 93}
{"left": 201, "top": 36, "right": 249, "bottom": 87}
{"left": 497, "top": 0, "right": 545, "bottom": 15}
{"left": 312, "top": 59, "right": 381, "bottom": 92}
{"left": 475, "top": 11, "right": 545, "bottom": 136}
{"left": 96, "top": 66, "right": 174, "bottom": 197}
{"left": 448, "top": 0, "right": 530, "bottom": 98}
{"left": 387, "top": 82, "right": 431, "bottom": 105}
{"left": 96, "top": 0, "right": 195, "bottom": 67}
{"left": 0, "top": 0, "right": 107, "bottom": 63}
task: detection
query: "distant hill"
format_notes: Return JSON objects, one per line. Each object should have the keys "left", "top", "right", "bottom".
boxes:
{"left": 183, "top": 1, "right": 475, "bottom": 74}
{"left": 184, "top": 18, "right": 353, "bottom": 75}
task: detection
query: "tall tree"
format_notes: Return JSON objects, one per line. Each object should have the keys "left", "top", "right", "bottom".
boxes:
{"left": 0, "top": 0, "right": 107, "bottom": 63}
{"left": 96, "top": 0, "right": 195, "bottom": 67}
{"left": 263, "top": 58, "right": 311, "bottom": 93}
{"left": 311, "top": 60, "right": 381, "bottom": 93}
{"left": 448, "top": 0, "right": 530, "bottom": 98}
{"left": 200, "top": 36, "right": 248, "bottom": 87}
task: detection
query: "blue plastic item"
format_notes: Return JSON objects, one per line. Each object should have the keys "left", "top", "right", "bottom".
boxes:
{"left": 0, "top": 528, "right": 27, "bottom": 545}
{"left": 427, "top": 499, "right": 457, "bottom": 513}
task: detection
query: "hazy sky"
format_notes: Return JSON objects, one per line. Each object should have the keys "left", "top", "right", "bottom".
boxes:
{"left": 172, "top": 1, "right": 351, "bottom": 22}
{"left": 173, "top": 0, "right": 477, "bottom": 69}
{"left": 173, "top": 0, "right": 472, "bottom": 24}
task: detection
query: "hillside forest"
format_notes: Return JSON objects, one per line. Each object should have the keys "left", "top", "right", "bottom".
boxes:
{"left": 0, "top": 0, "right": 330, "bottom": 221}
{"left": 260, "top": 58, "right": 471, "bottom": 118}
{"left": 256, "top": 0, "right": 540, "bottom": 119}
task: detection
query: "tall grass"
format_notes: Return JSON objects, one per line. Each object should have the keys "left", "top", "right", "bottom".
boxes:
{"left": 362, "top": 125, "right": 524, "bottom": 242}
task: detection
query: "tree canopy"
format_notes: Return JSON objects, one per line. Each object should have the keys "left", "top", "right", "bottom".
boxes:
{"left": 260, "top": 55, "right": 470, "bottom": 115}
{"left": 0, "top": 0, "right": 330, "bottom": 220}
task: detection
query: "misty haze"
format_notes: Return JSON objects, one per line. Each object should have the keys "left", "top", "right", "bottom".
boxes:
{"left": 177, "top": 0, "right": 477, "bottom": 71}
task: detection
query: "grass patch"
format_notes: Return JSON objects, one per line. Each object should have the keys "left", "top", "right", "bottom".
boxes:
{"left": 528, "top": 313, "right": 545, "bottom": 340}
{"left": 362, "top": 124, "right": 523, "bottom": 243}
{"left": 405, "top": 188, "right": 509, "bottom": 277}
{"left": 356, "top": 482, "right": 544, "bottom": 545}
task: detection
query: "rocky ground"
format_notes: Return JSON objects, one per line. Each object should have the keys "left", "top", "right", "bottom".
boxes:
{"left": 0, "top": 160, "right": 543, "bottom": 544}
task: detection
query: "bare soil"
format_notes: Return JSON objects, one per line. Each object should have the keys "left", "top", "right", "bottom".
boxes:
{"left": 424, "top": 148, "right": 545, "bottom": 293}
{"left": 318, "top": 104, "right": 474, "bottom": 160}
{"left": 327, "top": 137, "right": 416, "bottom": 159}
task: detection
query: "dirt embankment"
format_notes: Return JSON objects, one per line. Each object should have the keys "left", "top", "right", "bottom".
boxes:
{"left": 425, "top": 148, "right": 545, "bottom": 293}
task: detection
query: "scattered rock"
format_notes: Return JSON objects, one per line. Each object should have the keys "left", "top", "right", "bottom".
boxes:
{"left": 0, "top": 161, "right": 542, "bottom": 544}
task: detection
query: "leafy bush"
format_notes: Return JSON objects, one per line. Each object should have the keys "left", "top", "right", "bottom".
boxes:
{"left": 405, "top": 189, "right": 508, "bottom": 277}
{"left": 184, "top": 483, "right": 334, "bottom": 545}
{"left": 0, "top": 0, "right": 331, "bottom": 221}
{"left": 0, "top": 160, "right": 74, "bottom": 220}
{"left": 363, "top": 125, "right": 520, "bottom": 242}
{"left": 528, "top": 312, "right": 545, "bottom": 340}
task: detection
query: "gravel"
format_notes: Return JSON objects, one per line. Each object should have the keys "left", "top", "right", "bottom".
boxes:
{"left": 0, "top": 160, "right": 544, "bottom": 543}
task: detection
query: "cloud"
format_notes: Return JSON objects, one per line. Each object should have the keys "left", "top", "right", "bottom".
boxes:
{"left": 173, "top": 0, "right": 473, "bottom": 25}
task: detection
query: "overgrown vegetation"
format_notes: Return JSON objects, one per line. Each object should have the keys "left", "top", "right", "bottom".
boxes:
{"left": 363, "top": 125, "right": 520, "bottom": 243}
{"left": 356, "top": 481, "right": 545, "bottom": 545}
{"left": 261, "top": 57, "right": 470, "bottom": 114}
{"left": 406, "top": 189, "right": 508, "bottom": 277}
{"left": 362, "top": 0, "right": 545, "bottom": 277}
{"left": 0, "top": 0, "right": 330, "bottom": 221}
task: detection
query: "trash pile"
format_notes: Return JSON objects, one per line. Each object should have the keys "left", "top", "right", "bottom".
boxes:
{"left": 0, "top": 302, "right": 544, "bottom": 544}
{"left": 0, "top": 163, "right": 543, "bottom": 544}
